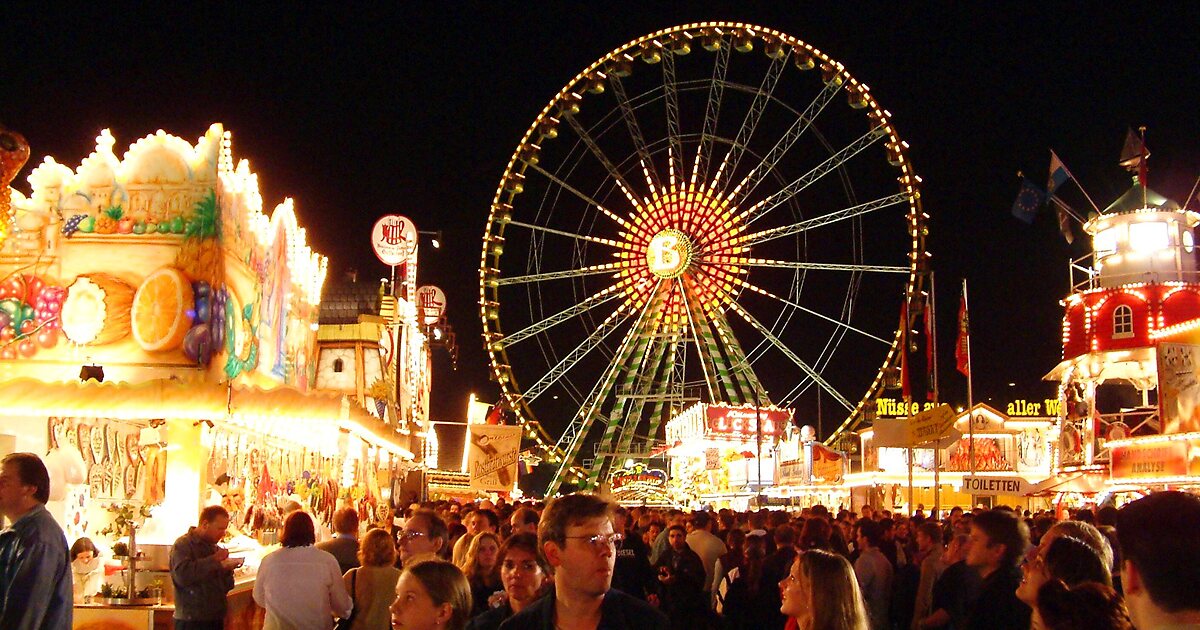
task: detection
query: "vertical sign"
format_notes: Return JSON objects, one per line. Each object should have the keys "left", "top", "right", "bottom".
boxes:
{"left": 467, "top": 425, "right": 522, "bottom": 491}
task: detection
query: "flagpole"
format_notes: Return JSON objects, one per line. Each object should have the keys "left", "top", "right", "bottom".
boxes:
{"left": 1140, "top": 126, "right": 1148, "bottom": 208}
{"left": 1051, "top": 150, "right": 1103, "bottom": 215}
{"left": 963, "top": 278, "right": 976, "bottom": 507}
{"left": 930, "top": 271, "right": 941, "bottom": 519}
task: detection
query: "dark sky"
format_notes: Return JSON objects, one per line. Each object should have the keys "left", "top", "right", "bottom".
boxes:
{"left": 5, "top": 3, "right": 1200, "bottom": 430}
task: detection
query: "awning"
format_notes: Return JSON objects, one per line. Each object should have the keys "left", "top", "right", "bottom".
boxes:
{"left": 1043, "top": 347, "right": 1156, "bottom": 385}
{"left": 1025, "top": 472, "right": 1108, "bottom": 496}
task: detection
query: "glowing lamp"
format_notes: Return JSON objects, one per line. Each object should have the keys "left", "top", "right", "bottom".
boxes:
{"left": 1129, "top": 221, "right": 1168, "bottom": 254}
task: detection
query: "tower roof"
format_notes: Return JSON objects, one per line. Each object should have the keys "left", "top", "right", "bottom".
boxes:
{"left": 1102, "top": 182, "right": 1179, "bottom": 215}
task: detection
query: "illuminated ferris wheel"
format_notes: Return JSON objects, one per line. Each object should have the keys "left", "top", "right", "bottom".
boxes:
{"left": 480, "top": 23, "right": 928, "bottom": 493}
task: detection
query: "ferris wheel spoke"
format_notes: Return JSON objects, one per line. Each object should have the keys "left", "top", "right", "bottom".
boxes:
{"left": 506, "top": 219, "right": 622, "bottom": 247}
{"left": 710, "top": 51, "right": 789, "bottom": 196}
{"left": 662, "top": 52, "right": 684, "bottom": 189}
{"left": 496, "top": 262, "right": 626, "bottom": 287}
{"left": 678, "top": 280, "right": 721, "bottom": 402}
{"left": 608, "top": 73, "right": 662, "bottom": 196}
{"left": 499, "top": 284, "right": 629, "bottom": 348}
{"left": 519, "top": 307, "right": 633, "bottom": 403}
{"left": 736, "top": 125, "right": 887, "bottom": 227}
{"left": 705, "top": 268, "right": 890, "bottom": 345}
{"left": 727, "top": 79, "right": 843, "bottom": 209}
{"left": 722, "top": 192, "right": 910, "bottom": 251}
{"left": 692, "top": 42, "right": 730, "bottom": 189}
{"left": 727, "top": 300, "right": 855, "bottom": 412}
{"left": 709, "top": 259, "right": 909, "bottom": 275}
{"left": 561, "top": 113, "right": 646, "bottom": 210}
{"left": 521, "top": 161, "right": 638, "bottom": 233}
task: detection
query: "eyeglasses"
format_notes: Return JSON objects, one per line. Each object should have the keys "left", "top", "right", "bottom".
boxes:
{"left": 398, "top": 531, "right": 429, "bottom": 543}
{"left": 565, "top": 532, "right": 625, "bottom": 549}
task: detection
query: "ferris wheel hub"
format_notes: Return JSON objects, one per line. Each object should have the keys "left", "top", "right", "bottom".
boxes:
{"left": 646, "top": 228, "right": 694, "bottom": 279}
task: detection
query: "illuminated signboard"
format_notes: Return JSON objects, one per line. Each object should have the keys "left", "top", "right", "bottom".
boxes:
{"left": 705, "top": 404, "right": 790, "bottom": 441}
{"left": 873, "top": 397, "right": 1061, "bottom": 418}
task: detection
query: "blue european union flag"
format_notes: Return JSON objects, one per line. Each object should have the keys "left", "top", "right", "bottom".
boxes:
{"left": 1011, "top": 177, "right": 1045, "bottom": 224}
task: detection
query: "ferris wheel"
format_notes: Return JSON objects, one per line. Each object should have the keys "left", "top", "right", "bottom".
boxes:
{"left": 480, "top": 22, "right": 928, "bottom": 494}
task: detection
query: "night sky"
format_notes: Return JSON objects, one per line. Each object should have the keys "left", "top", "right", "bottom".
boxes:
{"left": 5, "top": 4, "right": 1200, "bottom": 432}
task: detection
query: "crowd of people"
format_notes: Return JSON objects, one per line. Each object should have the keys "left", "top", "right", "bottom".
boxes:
{"left": 3, "top": 449, "right": 1200, "bottom": 629}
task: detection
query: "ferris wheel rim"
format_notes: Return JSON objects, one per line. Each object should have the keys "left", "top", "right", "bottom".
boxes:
{"left": 480, "top": 22, "right": 928, "bottom": 481}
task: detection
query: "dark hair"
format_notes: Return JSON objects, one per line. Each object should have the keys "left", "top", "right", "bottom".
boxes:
{"left": 1096, "top": 505, "right": 1119, "bottom": 528}
{"left": 857, "top": 519, "right": 883, "bottom": 547}
{"left": 281, "top": 510, "right": 316, "bottom": 547}
{"left": 1116, "top": 490, "right": 1200, "bottom": 612}
{"left": 1044, "top": 535, "right": 1111, "bottom": 587}
{"left": 475, "top": 509, "right": 499, "bottom": 532}
{"left": 1036, "top": 580, "right": 1133, "bottom": 630}
{"left": 799, "top": 517, "right": 831, "bottom": 551}
{"left": 359, "top": 528, "right": 397, "bottom": 567}
{"left": 667, "top": 524, "right": 687, "bottom": 536}
{"left": 917, "top": 521, "right": 943, "bottom": 545}
{"left": 332, "top": 507, "right": 359, "bottom": 535}
{"left": 972, "top": 509, "right": 1029, "bottom": 567}
{"left": 71, "top": 537, "right": 99, "bottom": 561}
{"left": 538, "top": 493, "right": 613, "bottom": 549}
{"left": 3, "top": 453, "right": 49, "bottom": 504}
{"left": 199, "top": 504, "right": 230, "bottom": 525}
{"left": 741, "top": 531, "right": 768, "bottom": 596}
{"left": 691, "top": 511, "right": 711, "bottom": 529}
{"left": 498, "top": 532, "right": 549, "bottom": 576}
{"left": 409, "top": 510, "right": 450, "bottom": 542}
{"left": 773, "top": 523, "right": 796, "bottom": 546}
{"left": 511, "top": 507, "right": 539, "bottom": 528}
{"left": 405, "top": 560, "right": 472, "bottom": 630}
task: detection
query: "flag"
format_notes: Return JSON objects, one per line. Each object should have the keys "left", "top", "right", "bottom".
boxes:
{"left": 899, "top": 302, "right": 911, "bottom": 401}
{"left": 485, "top": 400, "right": 508, "bottom": 425}
{"left": 955, "top": 292, "right": 969, "bottom": 378}
{"left": 1119, "top": 128, "right": 1150, "bottom": 187}
{"left": 1051, "top": 196, "right": 1076, "bottom": 245}
{"left": 1047, "top": 151, "right": 1069, "bottom": 198}
{"left": 1011, "top": 177, "right": 1045, "bottom": 224}
{"left": 924, "top": 295, "right": 935, "bottom": 401}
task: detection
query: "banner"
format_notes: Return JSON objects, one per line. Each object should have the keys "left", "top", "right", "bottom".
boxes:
{"left": 1157, "top": 343, "right": 1200, "bottom": 434}
{"left": 467, "top": 424, "right": 521, "bottom": 491}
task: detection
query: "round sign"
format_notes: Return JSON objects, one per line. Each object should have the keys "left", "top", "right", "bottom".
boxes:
{"left": 371, "top": 215, "right": 418, "bottom": 266}
{"left": 416, "top": 285, "right": 447, "bottom": 325}
{"left": 645, "top": 229, "right": 693, "bottom": 279}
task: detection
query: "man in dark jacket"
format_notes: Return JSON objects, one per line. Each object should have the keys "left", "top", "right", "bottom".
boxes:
{"left": 316, "top": 506, "right": 360, "bottom": 574}
{"left": 612, "top": 506, "right": 656, "bottom": 601}
{"left": 170, "top": 505, "right": 240, "bottom": 630}
{"left": 654, "top": 525, "right": 707, "bottom": 625}
{"left": 500, "top": 494, "right": 667, "bottom": 630}
{"left": 0, "top": 453, "right": 72, "bottom": 630}
{"left": 963, "top": 509, "right": 1030, "bottom": 630}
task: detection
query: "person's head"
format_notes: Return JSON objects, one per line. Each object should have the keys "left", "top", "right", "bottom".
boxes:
{"left": 332, "top": 506, "right": 359, "bottom": 536}
{"left": 390, "top": 560, "right": 472, "bottom": 630}
{"left": 539, "top": 493, "right": 618, "bottom": 598}
{"left": 944, "top": 533, "right": 969, "bottom": 564}
{"left": 71, "top": 537, "right": 99, "bottom": 562}
{"left": 1017, "top": 535, "right": 1111, "bottom": 605}
{"left": 0, "top": 453, "right": 49, "bottom": 518}
{"left": 281, "top": 500, "right": 303, "bottom": 517}
{"left": 856, "top": 519, "right": 882, "bottom": 549}
{"left": 1036, "top": 580, "right": 1133, "bottom": 630}
{"left": 474, "top": 509, "right": 500, "bottom": 534}
{"left": 725, "top": 527, "right": 746, "bottom": 552}
{"left": 644, "top": 521, "right": 663, "bottom": 546}
{"left": 966, "top": 509, "right": 1028, "bottom": 574}
{"left": 399, "top": 510, "right": 449, "bottom": 565}
{"left": 915, "top": 521, "right": 943, "bottom": 553}
{"left": 1042, "top": 520, "right": 1113, "bottom": 571}
{"left": 690, "top": 511, "right": 712, "bottom": 533}
{"left": 281, "top": 510, "right": 316, "bottom": 547}
{"left": 497, "top": 533, "right": 549, "bottom": 607}
{"left": 510, "top": 506, "right": 539, "bottom": 536}
{"left": 774, "top": 523, "right": 797, "bottom": 548}
{"left": 779, "top": 549, "right": 869, "bottom": 630}
{"left": 799, "top": 517, "right": 831, "bottom": 551}
{"left": 359, "top": 528, "right": 398, "bottom": 568}
{"left": 464, "top": 531, "right": 501, "bottom": 579}
{"left": 667, "top": 524, "right": 688, "bottom": 551}
{"left": 1117, "top": 491, "right": 1200, "bottom": 626}
{"left": 196, "top": 505, "right": 231, "bottom": 544}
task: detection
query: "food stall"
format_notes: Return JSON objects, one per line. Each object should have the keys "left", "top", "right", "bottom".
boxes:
{"left": 768, "top": 425, "right": 850, "bottom": 509}
{"left": 0, "top": 124, "right": 412, "bottom": 629}
{"left": 664, "top": 402, "right": 790, "bottom": 509}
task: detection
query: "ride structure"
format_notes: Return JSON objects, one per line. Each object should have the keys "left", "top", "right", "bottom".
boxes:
{"left": 480, "top": 23, "right": 929, "bottom": 494}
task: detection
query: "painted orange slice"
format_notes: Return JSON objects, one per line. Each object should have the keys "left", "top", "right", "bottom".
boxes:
{"left": 131, "top": 267, "right": 194, "bottom": 352}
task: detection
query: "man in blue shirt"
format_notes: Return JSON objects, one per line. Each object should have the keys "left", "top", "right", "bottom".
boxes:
{"left": 0, "top": 452, "right": 72, "bottom": 629}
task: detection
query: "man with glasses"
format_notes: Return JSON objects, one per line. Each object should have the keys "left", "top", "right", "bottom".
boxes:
{"left": 500, "top": 493, "right": 667, "bottom": 630}
{"left": 397, "top": 510, "right": 448, "bottom": 567}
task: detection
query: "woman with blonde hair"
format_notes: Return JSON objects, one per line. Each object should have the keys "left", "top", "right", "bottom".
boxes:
{"left": 779, "top": 549, "right": 869, "bottom": 630}
{"left": 390, "top": 560, "right": 472, "bottom": 630}
{"left": 460, "top": 531, "right": 502, "bottom": 615}
{"left": 340, "top": 528, "right": 403, "bottom": 629}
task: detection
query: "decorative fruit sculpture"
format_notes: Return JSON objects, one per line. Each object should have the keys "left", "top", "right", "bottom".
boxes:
{"left": 130, "top": 266, "right": 194, "bottom": 352}
{"left": 61, "top": 274, "right": 135, "bottom": 345}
